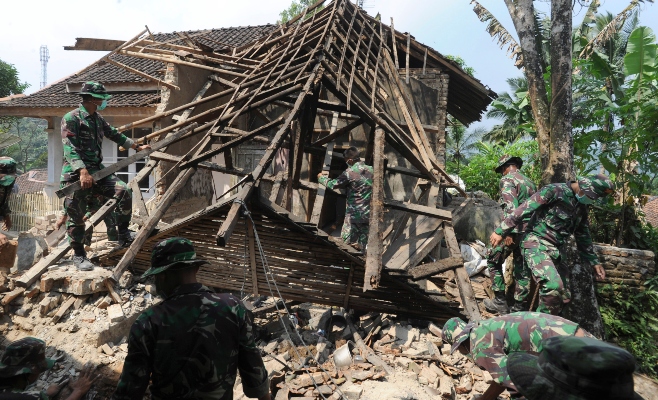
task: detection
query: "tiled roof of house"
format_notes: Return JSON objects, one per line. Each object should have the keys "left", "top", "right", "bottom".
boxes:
{"left": 0, "top": 25, "right": 276, "bottom": 110}
{"left": 14, "top": 169, "right": 48, "bottom": 194}
{"left": 643, "top": 196, "right": 658, "bottom": 227}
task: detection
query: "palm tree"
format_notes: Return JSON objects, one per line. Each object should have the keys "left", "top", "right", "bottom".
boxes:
{"left": 446, "top": 117, "right": 486, "bottom": 176}
{"left": 484, "top": 77, "right": 535, "bottom": 144}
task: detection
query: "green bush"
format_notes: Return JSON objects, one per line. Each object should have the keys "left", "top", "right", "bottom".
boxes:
{"left": 455, "top": 140, "right": 541, "bottom": 199}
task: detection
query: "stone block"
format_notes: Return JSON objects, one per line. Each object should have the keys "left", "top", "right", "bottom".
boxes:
{"left": 39, "top": 293, "right": 61, "bottom": 316}
{"left": 97, "top": 296, "right": 112, "bottom": 310}
{"left": 438, "top": 375, "right": 455, "bottom": 399}
{"left": 420, "top": 366, "right": 439, "bottom": 386}
{"left": 342, "top": 384, "right": 363, "bottom": 400}
{"left": 428, "top": 322, "right": 443, "bottom": 339}
{"left": 101, "top": 343, "right": 114, "bottom": 356}
{"left": 40, "top": 268, "right": 111, "bottom": 295}
{"left": 118, "top": 271, "right": 133, "bottom": 288}
{"left": 12, "top": 232, "right": 48, "bottom": 272}
{"left": 107, "top": 304, "right": 124, "bottom": 323}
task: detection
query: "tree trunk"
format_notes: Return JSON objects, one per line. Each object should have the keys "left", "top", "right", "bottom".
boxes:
{"left": 548, "top": 0, "right": 574, "bottom": 183}
{"left": 504, "top": 0, "right": 551, "bottom": 184}
{"left": 560, "top": 240, "right": 605, "bottom": 338}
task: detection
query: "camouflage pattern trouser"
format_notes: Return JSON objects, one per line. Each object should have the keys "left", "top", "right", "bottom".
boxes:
{"left": 63, "top": 173, "right": 131, "bottom": 251}
{"left": 341, "top": 215, "right": 369, "bottom": 249}
{"left": 523, "top": 235, "right": 571, "bottom": 315}
{"left": 83, "top": 194, "right": 119, "bottom": 244}
{"left": 486, "top": 234, "right": 532, "bottom": 302}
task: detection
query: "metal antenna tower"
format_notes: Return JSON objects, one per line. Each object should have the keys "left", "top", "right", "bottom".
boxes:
{"left": 40, "top": 45, "right": 49, "bottom": 89}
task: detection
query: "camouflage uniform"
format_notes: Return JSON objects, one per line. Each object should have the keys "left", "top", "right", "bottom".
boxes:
{"left": 508, "top": 336, "right": 640, "bottom": 400}
{"left": 0, "top": 337, "right": 56, "bottom": 399}
{"left": 442, "top": 312, "right": 593, "bottom": 392}
{"left": 0, "top": 157, "right": 17, "bottom": 225}
{"left": 494, "top": 175, "right": 613, "bottom": 315}
{"left": 318, "top": 160, "right": 373, "bottom": 248}
{"left": 84, "top": 194, "right": 118, "bottom": 243}
{"left": 488, "top": 158, "right": 536, "bottom": 302}
{"left": 113, "top": 238, "right": 270, "bottom": 400}
{"left": 61, "top": 82, "right": 134, "bottom": 252}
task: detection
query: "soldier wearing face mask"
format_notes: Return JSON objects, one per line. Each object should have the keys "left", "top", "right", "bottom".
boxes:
{"left": 489, "top": 174, "right": 614, "bottom": 315}
{"left": 60, "top": 81, "right": 151, "bottom": 271}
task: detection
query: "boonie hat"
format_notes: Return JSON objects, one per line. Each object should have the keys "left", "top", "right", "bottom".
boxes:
{"left": 0, "top": 337, "right": 56, "bottom": 378}
{"left": 442, "top": 317, "right": 476, "bottom": 354}
{"left": 508, "top": 336, "right": 643, "bottom": 400}
{"left": 577, "top": 174, "right": 614, "bottom": 200}
{"left": 79, "top": 81, "right": 112, "bottom": 100}
{"left": 495, "top": 154, "right": 523, "bottom": 173}
{"left": 141, "top": 237, "right": 209, "bottom": 278}
{"left": 0, "top": 157, "right": 17, "bottom": 187}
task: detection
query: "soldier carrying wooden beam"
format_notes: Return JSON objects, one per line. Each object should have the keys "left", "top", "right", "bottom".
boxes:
{"left": 60, "top": 81, "right": 151, "bottom": 271}
{"left": 317, "top": 146, "right": 373, "bottom": 252}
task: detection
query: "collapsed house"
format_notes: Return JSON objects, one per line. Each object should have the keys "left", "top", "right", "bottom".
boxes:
{"left": 7, "top": 0, "right": 498, "bottom": 324}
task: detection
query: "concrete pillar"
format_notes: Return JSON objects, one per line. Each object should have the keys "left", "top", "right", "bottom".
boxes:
{"left": 44, "top": 117, "right": 63, "bottom": 197}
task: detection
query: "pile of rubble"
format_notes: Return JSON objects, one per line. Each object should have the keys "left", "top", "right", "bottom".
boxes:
{"left": 234, "top": 302, "right": 507, "bottom": 400}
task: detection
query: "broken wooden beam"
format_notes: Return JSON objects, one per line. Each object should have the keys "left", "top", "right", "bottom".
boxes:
{"left": 51, "top": 295, "right": 76, "bottom": 323}
{"left": 16, "top": 199, "right": 118, "bottom": 288}
{"left": 310, "top": 142, "right": 335, "bottom": 225}
{"left": 408, "top": 257, "right": 464, "bottom": 280}
{"left": 364, "top": 127, "right": 385, "bottom": 292}
{"left": 56, "top": 123, "right": 198, "bottom": 198}
{"left": 384, "top": 200, "right": 452, "bottom": 221}
{"left": 443, "top": 222, "right": 481, "bottom": 321}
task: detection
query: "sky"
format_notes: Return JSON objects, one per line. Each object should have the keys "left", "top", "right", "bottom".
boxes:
{"left": 2, "top": 0, "right": 658, "bottom": 132}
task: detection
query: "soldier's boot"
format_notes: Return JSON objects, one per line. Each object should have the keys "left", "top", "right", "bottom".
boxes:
{"left": 510, "top": 300, "right": 529, "bottom": 313}
{"left": 72, "top": 254, "right": 95, "bottom": 271}
{"left": 118, "top": 230, "right": 136, "bottom": 247}
{"left": 484, "top": 291, "right": 509, "bottom": 314}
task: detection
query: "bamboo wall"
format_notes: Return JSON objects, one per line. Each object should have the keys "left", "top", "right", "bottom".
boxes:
{"left": 7, "top": 193, "right": 63, "bottom": 232}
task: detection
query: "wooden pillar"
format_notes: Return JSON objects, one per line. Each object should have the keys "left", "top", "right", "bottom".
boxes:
{"left": 443, "top": 221, "right": 482, "bottom": 321}
{"left": 247, "top": 218, "right": 259, "bottom": 296}
{"left": 364, "top": 127, "right": 385, "bottom": 292}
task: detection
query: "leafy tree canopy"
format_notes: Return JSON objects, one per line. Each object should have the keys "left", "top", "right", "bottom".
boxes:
{"left": 278, "top": 0, "right": 324, "bottom": 24}
{"left": 0, "top": 58, "right": 29, "bottom": 98}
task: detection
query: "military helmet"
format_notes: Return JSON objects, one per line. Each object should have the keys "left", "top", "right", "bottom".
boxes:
{"left": 577, "top": 174, "right": 614, "bottom": 200}
{"left": 442, "top": 317, "right": 474, "bottom": 354}
{"left": 0, "top": 337, "right": 56, "bottom": 378}
{"left": 0, "top": 157, "right": 17, "bottom": 187}
{"left": 494, "top": 154, "right": 523, "bottom": 174}
{"left": 508, "top": 336, "right": 643, "bottom": 400}
{"left": 79, "top": 81, "right": 112, "bottom": 100}
{"left": 141, "top": 237, "right": 209, "bottom": 278}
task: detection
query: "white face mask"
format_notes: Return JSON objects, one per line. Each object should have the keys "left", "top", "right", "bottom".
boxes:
{"left": 96, "top": 99, "right": 108, "bottom": 111}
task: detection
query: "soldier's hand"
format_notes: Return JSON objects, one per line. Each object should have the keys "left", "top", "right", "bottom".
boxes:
{"left": 317, "top": 171, "right": 329, "bottom": 179}
{"left": 593, "top": 264, "right": 605, "bottom": 281}
{"left": 68, "top": 362, "right": 99, "bottom": 398}
{"left": 79, "top": 169, "right": 94, "bottom": 190}
{"left": 504, "top": 236, "right": 514, "bottom": 246}
{"left": 136, "top": 144, "right": 151, "bottom": 152}
{"left": 3, "top": 215, "right": 11, "bottom": 230}
{"left": 45, "top": 379, "right": 69, "bottom": 397}
{"left": 56, "top": 215, "right": 68, "bottom": 230}
{"left": 490, "top": 232, "right": 503, "bottom": 247}
{"left": 0, "top": 233, "right": 8, "bottom": 248}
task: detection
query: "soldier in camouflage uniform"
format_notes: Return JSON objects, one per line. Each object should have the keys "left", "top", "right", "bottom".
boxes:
{"left": 113, "top": 237, "right": 271, "bottom": 400}
{"left": 61, "top": 81, "right": 150, "bottom": 270}
{"left": 508, "top": 336, "right": 642, "bottom": 400}
{"left": 318, "top": 146, "right": 373, "bottom": 250}
{"left": 0, "top": 337, "right": 95, "bottom": 400}
{"left": 484, "top": 155, "right": 537, "bottom": 315}
{"left": 442, "top": 312, "right": 593, "bottom": 397}
{"left": 0, "top": 157, "right": 17, "bottom": 249}
{"left": 490, "top": 174, "right": 614, "bottom": 315}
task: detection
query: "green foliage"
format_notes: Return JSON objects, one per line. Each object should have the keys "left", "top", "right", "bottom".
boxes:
{"left": 0, "top": 58, "right": 29, "bottom": 98}
{"left": 0, "top": 118, "right": 48, "bottom": 172}
{"left": 456, "top": 140, "right": 540, "bottom": 199}
{"left": 484, "top": 77, "right": 536, "bottom": 143}
{"left": 599, "top": 273, "right": 658, "bottom": 377}
{"left": 445, "top": 117, "right": 484, "bottom": 176}
{"left": 444, "top": 55, "right": 476, "bottom": 77}
{"left": 278, "top": 0, "right": 324, "bottom": 24}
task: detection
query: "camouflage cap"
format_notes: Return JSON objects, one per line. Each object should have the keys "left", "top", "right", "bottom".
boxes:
{"left": 79, "top": 81, "right": 112, "bottom": 100}
{"left": 508, "top": 336, "right": 643, "bottom": 400}
{"left": 442, "top": 317, "right": 475, "bottom": 354}
{"left": 577, "top": 174, "right": 614, "bottom": 200}
{"left": 0, "top": 337, "right": 56, "bottom": 378}
{"left": 495, "top": 155, "right": 523, "bottom": 174}
{"left": 0, "top": 157, "right": 17, "bottom": 187}
{"left": 141, "top": 237, "right": 209, "bottom": 278}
